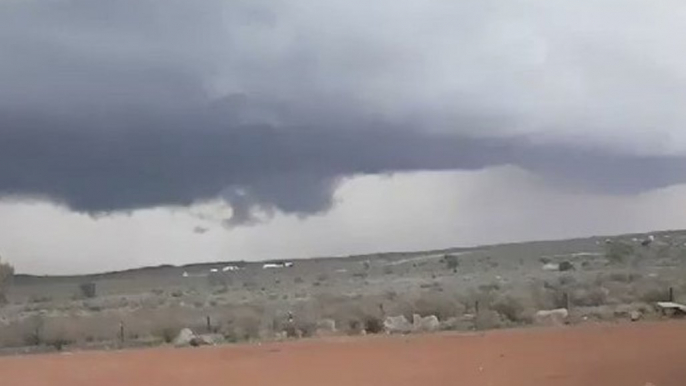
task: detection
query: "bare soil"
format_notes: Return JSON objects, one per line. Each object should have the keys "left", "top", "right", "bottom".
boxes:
{"left": 1, "top": 321, "right": 684, "bottom": 386}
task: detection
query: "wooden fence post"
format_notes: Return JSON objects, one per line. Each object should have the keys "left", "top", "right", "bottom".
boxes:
{"left": 474, "top": 300, "right": 480, "bottom": 330}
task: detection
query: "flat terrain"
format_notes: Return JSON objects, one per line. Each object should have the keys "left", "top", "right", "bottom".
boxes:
{"left": 2, "top": 229, "right": 686, "bottom": 351}
{"left": 1, "top": 321, "right": 683, "bottom": 386}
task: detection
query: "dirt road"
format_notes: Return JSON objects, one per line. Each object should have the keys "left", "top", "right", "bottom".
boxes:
{"left": 1, "top": 321, "right": 684, "bottom": 386}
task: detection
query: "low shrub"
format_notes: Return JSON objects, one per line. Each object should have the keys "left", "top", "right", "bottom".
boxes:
{"left": 490, "top": 296, "right": 531, "bottom": 324}
{"left": 363, "top": 316, "right": 384, "bottom": 334}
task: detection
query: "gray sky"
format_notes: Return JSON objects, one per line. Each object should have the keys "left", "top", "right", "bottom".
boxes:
{"left": 2, "top": 0, "right": 686, "bottom": 273}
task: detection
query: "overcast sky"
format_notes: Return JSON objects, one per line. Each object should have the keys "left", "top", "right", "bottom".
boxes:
{"left": 2, "top": 0, "right": 686, "bottom": 274}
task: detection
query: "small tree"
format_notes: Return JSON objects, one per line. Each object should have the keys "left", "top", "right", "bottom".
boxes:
{"left": 79, "top": 282, "right": 97, "bottom": 298}
{"left": 444, "top": 254, "right": 460, "bottom": 273}
{"left": 0, "top": 257, "right": 15, "bottom": 304}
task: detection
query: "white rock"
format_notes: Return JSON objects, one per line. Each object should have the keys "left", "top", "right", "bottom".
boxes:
{"left": 412, "top": 314, "right": 440, "bottom": 332}
{"left": 534, "top": 309, "right": 568, "bottom": 326}
{"left": 173, "top": 328, "right": 196, "bottom": 347}
{"left": 190, "top": 334, "right": 220, "bottom": 346}
{"left": 384, "top": 315, "right": 412, "bottom": 334}
{"left": 542, "top": 263, "right": 560, "bottom": 271}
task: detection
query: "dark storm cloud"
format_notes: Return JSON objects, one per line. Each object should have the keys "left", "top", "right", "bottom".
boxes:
{"left": 2, "top": 0, "right": 686, "bottom": 223}
{"left": 3, "top": 107, "right": 685, "bottom": 223}
{"left": 0, "top": 108, "right": 515, "bottom": 221}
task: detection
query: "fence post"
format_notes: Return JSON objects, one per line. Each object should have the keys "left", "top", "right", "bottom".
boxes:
{"left": 119, "top": 321, "right": 125, "bottom": 344}
{"left": 669, "top": 287, "right": 674, "bottom": 302}
{"left": 474, "top": 300, "right": 480, "bottom": 330}
{"left": 206, "top": 315, "right": 212, "bottom": 333}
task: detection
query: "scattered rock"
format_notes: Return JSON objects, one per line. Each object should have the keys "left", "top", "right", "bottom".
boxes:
{"left": 192, "top": 334, "right": 222, "bottom": 346}
{"left": 412, "top": 314, "right": 440, "bottom": 332}
{"left": 273, "top": 331, "right": 288, "bottom": 340}
{"left": 384, "top": 315, "right": 412, "bottom": 334}
{"left": 534, "top": 308, "right": 568, "bottom": 326}
{"left": 189, "top": 336, "right": 210, "bottom": 347}
{"left": 630, "top": 310, "right": 642, "bottom": 322}
{"left": 542, "top": 263, "right": 560, "bottom": 271}
{"left": 656, "top": 301, "right": 686, "bottom": 317}
{"left": 173, "top": 328, "right": 196, "bottom": 347}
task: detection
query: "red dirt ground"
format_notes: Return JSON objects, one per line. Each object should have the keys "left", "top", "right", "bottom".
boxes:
{"left": 1, "top": 321, "right": 684, "bottom": 386}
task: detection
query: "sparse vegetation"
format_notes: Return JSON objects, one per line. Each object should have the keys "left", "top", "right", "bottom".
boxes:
{"left": 45, "top": 335, "right": 73, "bottom": 351}
{"left": 558, "top": 261, "right": 575, "bottom": 271}
{"left": 570, "top": 285, "right": 608, "bottom": 307}
{"left": 605, "top": 241, "right": 635, "bottom": 264}
{"left": 490, "top": 296, "right": 530, "bottom": 324}
{"left": 1, "top": 231, "right": 685, "bottom": 353}
{"left": 558, "top": 274, "right": 576, "bottom": 286}
{"left": 23, "top": 315, "right": 45, "bottom": 346}
{"left": 639, "top": 287, "right": 670, "bottom": 303}
{"left": 28, "top": 295, "right": 52, "bottom": 303}
{"left": 0, "top": 257, "right": 14, "bottom": 304}
{"left": 79, "top": 282, "right": 97, "bottom": 299}
{"left": 208, "top": 272, "right": 230, "bottom": 288}
{"left": 363, "top": 316, "right": 384, "bottom": 334}
{"left": 412, "top": 292, "right": 465, "bottom": 320}
{"left": 156, "top": 326, "right": 180, "bottom": 344}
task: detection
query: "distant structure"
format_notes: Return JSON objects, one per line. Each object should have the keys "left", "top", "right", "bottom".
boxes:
{"left": 641, "top": 235, "right": 655, "bottom": 246}
{"left": 262, "top": 261, "right": 294, "bottom": 269}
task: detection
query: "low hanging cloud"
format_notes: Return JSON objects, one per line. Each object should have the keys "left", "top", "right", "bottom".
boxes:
{"left": 0, "top": 111, "right": 515, "bottom": 222}
{"left": 1, "top": 0, "right": 686, "bottom": 224}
